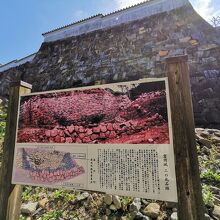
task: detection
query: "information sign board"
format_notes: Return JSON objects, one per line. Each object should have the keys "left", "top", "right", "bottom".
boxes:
{"left": 12, "top": 78, "right": 177, "bottom": 202}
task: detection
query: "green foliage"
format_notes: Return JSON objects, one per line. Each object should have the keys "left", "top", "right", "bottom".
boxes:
{"left": 120, "top": 196, "right": 132, "bottom": 207}
{"left": 0, "top": 121, "right": 6, "bottom": 141}
{"left": 22, "top": 186, "right": 33, "bottom": 202}
{"left": 19, "top": 215, "right": 26, "bottom": 220}
{"left": 53, "top": 189, "right": 63, "bottom": 199}
{"left": 52, "top": 189, "right": 76, "bottom": 202}
{"left": 209, "top": 147, "right": 218, "bottom": 160}
{"left": 42, "top": 210, "right": 62, "bottom": 220}
{"left": 0, "top": 104, "right": 6, "bottom": 142}
{"left": 0, "top": 112, "right": 6, "bottom": 120}
{"left": 202, "top": 159, "right": 219, "bottom": 168}
{"left": 201, "top": 169, "right": 220, "bottom": 183}
{"left": 22, "top": 186, "right": 40, "bottom": 202}
{"left": 199, "top": 147, "right": 219, "bottom": 169}
{"left": 199, "top": 145, "right": 220, "bottom": 187}
{"left": 202, "top": 184, "right": 214, "bottom": 207}
{"left": 0, "top": 116, "right": 6, "bottom": 142}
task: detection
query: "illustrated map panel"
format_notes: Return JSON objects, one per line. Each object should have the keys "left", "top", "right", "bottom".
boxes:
{"left": 13, "top": 144, "right": 87, "bottom": 189}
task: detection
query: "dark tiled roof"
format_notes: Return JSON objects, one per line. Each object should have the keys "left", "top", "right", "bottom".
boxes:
{"left": 42, "top": 14, "right": 103, "bottom": 35}
{"left": 0, "top": 53, "right": 36, "bottom": 69}
{"left": 42, "top": 0, "right": 150, "bottom": 35}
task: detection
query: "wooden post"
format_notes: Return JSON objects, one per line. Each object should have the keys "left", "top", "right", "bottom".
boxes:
{"left": 166, "top": 56, "right": 205, "bottom": 220}
{"left": 0, "top": 81, "right": 32, "bottom": 220}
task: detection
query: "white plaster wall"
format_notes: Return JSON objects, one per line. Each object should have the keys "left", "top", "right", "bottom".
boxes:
{"left": 43, "top": 0, "right": 190, "bottom": 42}
{"left": 0, "top": 53, "right": 36, "bottom": 73}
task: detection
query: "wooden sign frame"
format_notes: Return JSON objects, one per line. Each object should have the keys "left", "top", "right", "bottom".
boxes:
{"left": 166, "top": 55, "right": 205, "bottom": 220}
{"left": 0, "top": 81, "right": 32, "bottom": 220}
{"left": 0, "top": 56, "right": 205, "bottom": 220}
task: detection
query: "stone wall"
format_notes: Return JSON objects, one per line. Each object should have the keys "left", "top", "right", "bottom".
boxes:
{"left": 0, "top": 4, "right": 220, "bottom": 128}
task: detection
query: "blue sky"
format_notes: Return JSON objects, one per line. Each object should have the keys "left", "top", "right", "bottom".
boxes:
{"left": 0, "top": 0, "right": 219, "bottom": 65}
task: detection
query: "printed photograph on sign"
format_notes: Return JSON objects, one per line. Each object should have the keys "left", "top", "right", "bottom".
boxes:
{"left": 12, "top": 144, "right": 87, "bottom": 188}
{"left": 17, "top": 80, "right": 169, "bottom": 144}
{"left": 13, "top": 79, "right": 177, "bottom": 201}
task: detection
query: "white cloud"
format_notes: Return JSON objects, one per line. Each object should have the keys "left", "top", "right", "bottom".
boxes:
{"left": 190, "top": 0, "right": 220, "bottom": 23}
{"left": 73, "top": 10, "right": 89, "bottom": 21}
{"left": 115, "top": 0, "right": 145, "bottom": 9}
{"left": 190, "top": 0, "right": 219, "bottom": 22}
{"left": 114, "top": 0, "right": 219, "bottom": 23}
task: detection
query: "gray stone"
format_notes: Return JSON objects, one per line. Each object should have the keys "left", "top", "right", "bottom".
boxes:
{"left": 214, "top": 196, "right": 220, "bottom": 206}
{"left": 200, "top": 130, "right": 211, "bottom": 138}
{"left": 141, "top": 199, "right": 149, "bottom": 206}
{"left": 204, "top": 213, "right": 211, "bottom": 220}
{"left": 142, "top": 216, "right": 151, "bottom": 220}
{"left": 169, "top": 48, "right": 185, "bottom": 56}
{"left": 126, "top": 33, "right": 137, "bottom": 41}
{"left": 212, "top": 136, "right": 220, "bottom": 144}
{"left": 215, "top": 154, "right": 220, "bottom": 160}
{"left": 213, "top": 205, "right": 220, "bottom": 218}
{"left": 170, "top": 212, "right": 178, "bottom": 220}
{"left": 129, "top": 198, "right": 141, "bottom": 212}
{"left": 179, "top": 36, "right": 191, "bottom": 43}
{"left": 202, "top": 57, "right": 217, "bottom": 63}
{"left": 143, "top": 203, "right": 160, "bottom": 218}
{"left": 215, "top": 131, "right": 220, "bottom": 137}
{"left": 105, "top": 208, "right": 111, "bottom": 215}
{"left": 103, "top": 194, "right": 113, "bottom": 205}
{"left": 200, "top": 44, "right": 219, "bottom": 51}
{"left": 86, "top": 194, "right": 94, "bottom": 203}
{"left": 195, "top": 128, "right": 205, "bottom": 133}
{"left": 21, "top": 202, "right": 38, "bottom": 214}
{"left": 77, "top": 192, "right": 90, "bottom": 201}
{"left": 210, "top": 186, "right": 220, "bottom": 194}
{"left": 134, "top": 212, "right": 144, "bottom": 219}
{"left": 109, "top": 204, "right": 117, "bottom": 211}
{"left": 172, "top": 208, "right": 178, "bottom": 212}
{"left": 120, "top": 216, "right": 128, "bottom": 220}
{"left": 197, "top": 135, "right": 213, "bottom": 148}
{"left": 112, "top": 195, "right": 121, "bottom": 209}
{"left": 130, "top": 211, "right": 138, "bottom": 219}
{"left": 102, "top": 215, "right": 108, "bottom": 220}
{"left": 201, "top": 146, "right": 210, "bottom": 155}
{"left": 113, "top": 73, "right": 119, "bottom": 81}
{"left": 38, "top": 198, "right": 48, "bottom": 209}
{"left": 32, "top": 207, "right": 43, "bottom": 216}
{"left": 206, "top": 129, "right": 220, "bottom": 134}
{"left": 60, "top": 64, "right": 68, "bottom": 70}
{"left": 203, "top": 155, "right": 209, "bottom": 161}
